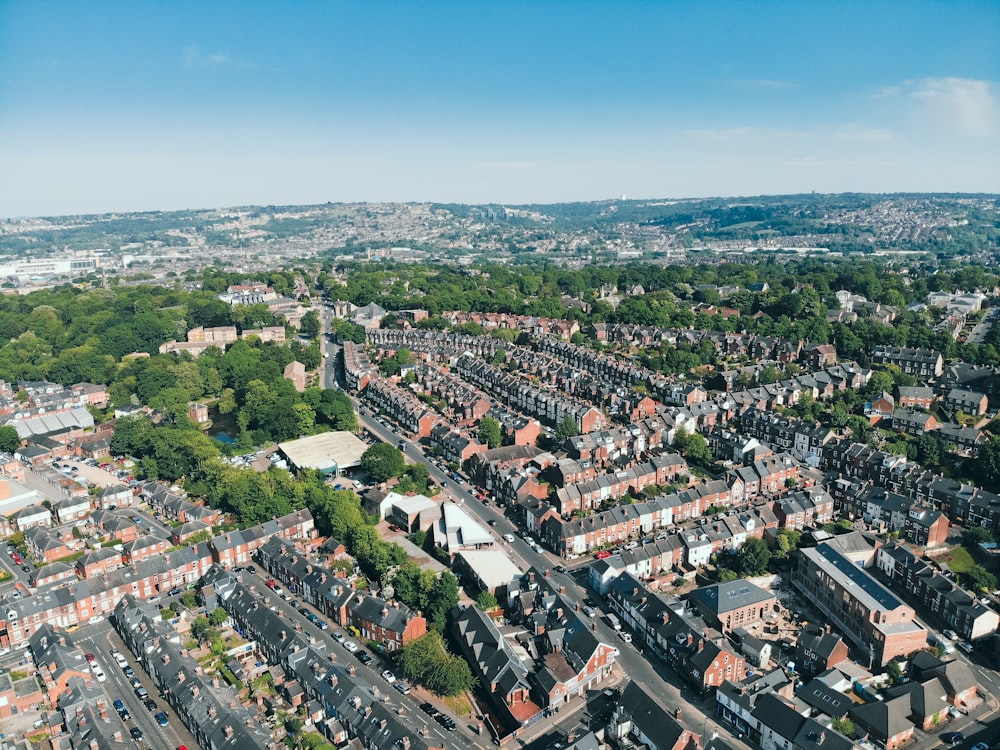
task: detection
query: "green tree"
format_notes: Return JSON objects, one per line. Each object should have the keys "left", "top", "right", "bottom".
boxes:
{"left": 674, "top": 427, "right": 712, "bottom": 465}
{"left": 181, "top": 591, "right": 198, "bottom": 609}
{"left": 476, "top": 591, "right": 498, "bottom": 610}
{"left": 555, "top": 414, "right": 579, "bottom": 441}
{"left": 478, "top": 416, "right": 502, "bottom": 449}
{"left": 299, "top": 310, "right": 321, "bottom": 340}
{"left": 0, "top": 425, "right": 20, "bottom": 452}
{"left": 774, "top": 529, "right": 802, "bottom": 559}
{"left": 426, "top": 572, "right": 460, "bottom": 630}
{"left": 208, "top": 607, "right": 228, "bottom": 626}
{"left": 831, "top": 717, "right": 854, "bottom": 736}
{"left": 737, "top": 537, "right": 772, "bottom": 576}
{"left": 398, "top": 630, "right": 474, "bottom": 697}
{"left": 190, "top": 616, "right": 218, "bottom": 643}
{"left": 360, "top": 443, "right": 406, "bottom": 482}
{"left": 962, "top": 526, "right": 995, "bottom": 548}
{"left": 964, "top": 565, "right": 998, "bottom": 592}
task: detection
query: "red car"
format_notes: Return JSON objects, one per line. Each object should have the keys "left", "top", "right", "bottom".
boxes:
{"left": 85, "top": 652, "right": 96, "bottom": 663}
{"left": 595, "top": 550, "right": 611, "bottom": 559}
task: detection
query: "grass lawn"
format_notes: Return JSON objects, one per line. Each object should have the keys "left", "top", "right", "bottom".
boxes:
{"left": 939, "top": 546, "right": 975, "bottom": 574}
{"left": 442, "top": 693, "right": 473, "bottom": 718}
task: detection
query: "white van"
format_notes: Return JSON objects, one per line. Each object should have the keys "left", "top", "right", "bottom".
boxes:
{"left": 607, "top": 613, "right": 622, "bottom": 631}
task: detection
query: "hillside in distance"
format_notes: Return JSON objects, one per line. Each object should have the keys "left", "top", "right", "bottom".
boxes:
{"left": 2, "top": 193, "right": 998, "bottom": 261}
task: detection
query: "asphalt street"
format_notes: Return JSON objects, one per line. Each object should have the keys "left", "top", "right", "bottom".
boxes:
{"left": 72, "top": 621, "right": 198, "bottom": 750}
{"left": 240, "top": 568, "right": 488, "bottom": 749}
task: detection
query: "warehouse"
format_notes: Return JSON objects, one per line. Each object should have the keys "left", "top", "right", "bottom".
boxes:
{"left": 277, "top": 431, "right": 368, "bottom": 476}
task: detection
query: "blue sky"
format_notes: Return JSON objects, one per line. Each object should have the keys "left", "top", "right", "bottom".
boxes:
{"left": 1, "top": 0, "right": 998, "bottom": 217}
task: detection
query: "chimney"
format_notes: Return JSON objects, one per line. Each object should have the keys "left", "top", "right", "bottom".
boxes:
{"left": 382, "top": 607, "right": 389, "bottom": 619}
{"left": 89, "top": 741, "right": 99, "bottom": 750}
{"left": 224, "top": 726, "right": 234, "bottom": 739}
{"left": 112, "top": 732, "right": 123, "bottom": 742}
{"left": 97, "top": 699, "right": 108, "bottom": 720}
{"left": 162, "top": 654, "right": 170, "bottom": 664}
{"left": 209, "top": 706, "right": 217, "bottom": 719}
{"left": 697, "top": 638, "right": 704, "bottom": 652}
{"left": 661, "top": 611, "right": 670, "bottom": 625}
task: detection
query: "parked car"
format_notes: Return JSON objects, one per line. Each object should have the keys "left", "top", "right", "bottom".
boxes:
{"left": 617, "top": 631, "right": 633, "bottom": 643}
{"left": 357, "top": 651, "right": 373, "bottom": 665}
{"left": 436, "top": 714, "right": 457, "bottom": 731}
{"left": 941, "top": 732, "right": 965, "bottom": 745}
{"left": 343, "top": 640, "right": 359, "bottom": 653}
{"left": 130, "top": 727, "right": 144, "bottom": 742}
{"left": 394, "top": 681, "right": 411, "bottom": 695}
{"left": 381, "top": 669, "right": 396, "bottom": 684}
{"left": 113, "top": 699, "right": 126, "bottom": 713}
{"left": 134, "top": 686, "right": 149, "bottom": 700}
{"left": 420, "top": 702, "right": 440, "bottom": 718}
{"left": 333, "top": 632, "right": 346, "bottom": 644}
{"left": 143, "top": 698, "right": 157, "bottom": 712}
{"left": 154, "top": 712, "right": 168, "bottom": 727}
{"left": 958, "top": 641, "right": 974, "bottom": 654}
{"left": 582, "top": 606, "right": 596, "bottom": 618}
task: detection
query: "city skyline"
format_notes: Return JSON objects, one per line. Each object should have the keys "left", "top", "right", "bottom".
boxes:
{"left": 1, "top": 0, "right": 998, "bottom": 218}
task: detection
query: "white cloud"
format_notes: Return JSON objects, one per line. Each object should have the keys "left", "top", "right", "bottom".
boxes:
{"left": 836, "top": 126, "right": 896, "bottom": 142}
{"left": 183, "top": 45, "right": 232, "bottom": 68}
{"left": 907, "top": 77, "right": 997, "bottom": 137}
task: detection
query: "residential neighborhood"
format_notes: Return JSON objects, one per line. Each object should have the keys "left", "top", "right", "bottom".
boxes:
{"left": 1, "top": 246, "right": 1000, "bottom": 750}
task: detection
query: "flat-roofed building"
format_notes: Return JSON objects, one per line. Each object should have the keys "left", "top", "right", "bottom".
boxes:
{"left": 277, "top": 431, "right": 368, "bottom": 475}
{"left": 454, "top": 549, "right": 523, "bottom": 597}
{"left": 794, "top": 541, "right": 926, "bottom": 666}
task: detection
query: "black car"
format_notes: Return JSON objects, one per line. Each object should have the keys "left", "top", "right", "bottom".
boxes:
{"left": 356, "top": 651, "right": 373, "bottom": 665}
{"left": 554, "top": 565, "right": 566, "bottom": 573}
{"left": 436, "top": 714, "right": 457, "bottom": 731}
{"left": 129, "top": 727, "right": 144, "bottom": 742}
{"left": 420, "top": 702, "right": 440, "bottom": 718}
{"left": 143, "top": 698, "right": 157, "bottom": 712}
{"left": 247, "top": 565, "right": 257, "bottom": 574}
{"left": 941, "top": 732, "right": 965, "bottom": 745}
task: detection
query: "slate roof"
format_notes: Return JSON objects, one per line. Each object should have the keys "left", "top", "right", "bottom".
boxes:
{"left": 850, "top": 694, "right": 913, "bottom": 740}
{"left": 799, "top": 678, "right": 852, "bottom": 718}
{"left": 688, "top": 580, "right": 773, "bottom": 616}
{"left": 616, "top": 681, "right": 691, "bottom": 750}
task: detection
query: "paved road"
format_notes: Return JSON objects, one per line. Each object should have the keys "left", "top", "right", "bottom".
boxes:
{"left": 349, "top": 405, "right": 750, "bottom": 749}
{"left": 241, "top": 568, "right": 486, "bottom": 749}
{"left": 73, "top": 623, "right": 198, "bottom": 750}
